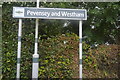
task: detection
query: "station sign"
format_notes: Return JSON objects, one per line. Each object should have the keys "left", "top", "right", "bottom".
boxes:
{"left": 13, "top": 7, "right": 87, "bottom": 20}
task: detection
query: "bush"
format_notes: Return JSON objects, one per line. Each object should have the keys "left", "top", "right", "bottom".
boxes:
{"left": 38, "top": 33, "right": 79, "bottom": 78}
{"left": 83, "top": 44, "right": 119, "bottom": 78}
{"left": 2, "top": 29, "right": 119, "bottom": 78}
{"left": 2, "top": 33, "right": 79, "bottom": 79}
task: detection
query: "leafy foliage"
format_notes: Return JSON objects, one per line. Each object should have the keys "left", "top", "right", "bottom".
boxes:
{"left": 38, "top": 33, "right": 79, "bottom": 78}
{"left": 83, "top": 44, "right": 119, "bottom": 78}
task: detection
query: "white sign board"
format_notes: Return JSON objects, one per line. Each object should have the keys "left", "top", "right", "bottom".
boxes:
{"left": 13, "top": 7, "right": 87, "bottom": 20}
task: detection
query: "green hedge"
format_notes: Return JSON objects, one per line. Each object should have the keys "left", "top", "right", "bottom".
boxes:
{"left": 2, "top": 31, "right": 119, "bottom": 79}
{"left": 38, "top": 33, "right": 79, "bottom": 78}
{"left": 83, "top": 44, "right": 119, "bottom": 78}
{"left": 2, "top": 33, "right": 79, "bottom": 79}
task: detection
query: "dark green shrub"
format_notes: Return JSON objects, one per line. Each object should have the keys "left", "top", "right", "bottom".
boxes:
{"left": 2, "top": 33, "right": 79, "bottom": 79}
{"left": 83, "top": 44, "right": 119, "bottom": 78}
{"left": 38, "top": 33, "right": 79, "bottom": 78}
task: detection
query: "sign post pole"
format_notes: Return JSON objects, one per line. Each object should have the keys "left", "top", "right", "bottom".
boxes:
{"left": 16, "top": 19, "right": 22, "bottom": 79}
{"left": 32, "top": 0, "right": 39, "bottom": 79}
{"left": 79, "top": 20, "right": 82, "bottom": 80}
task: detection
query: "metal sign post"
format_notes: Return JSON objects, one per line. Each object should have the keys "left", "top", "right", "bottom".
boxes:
{"left": 32, "top": 0, "right": 39, "bottom": 79}
{"left": 13, "top": 3, "right": 87, "bottom": 79}
{"left": 79, "top": 21, "right": 82, "bottom": 80}
{"left": 16, "top": 19, "right": 22, "bottom": 79}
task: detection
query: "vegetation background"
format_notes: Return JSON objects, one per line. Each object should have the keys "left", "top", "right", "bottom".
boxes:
{"left": 2, "top": 2, "right": 120, "bottom": 79}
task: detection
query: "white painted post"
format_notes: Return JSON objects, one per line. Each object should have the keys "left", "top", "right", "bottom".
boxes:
{"left": 32, "top": 0, "right": 39, "bottom": 79}
{"left": 16, "top": 19, "right": 22, "bottom": 79}
{"left": 79, "top": 20, "right": 82, "bottom": 80}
